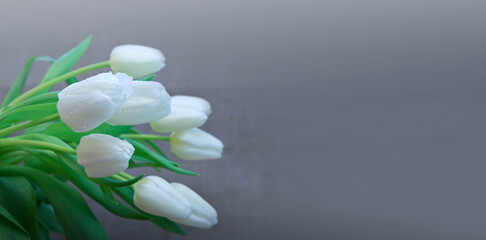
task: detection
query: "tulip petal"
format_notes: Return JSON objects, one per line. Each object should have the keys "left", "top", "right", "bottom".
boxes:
{"left": 133, "top": 176, "right": 191, "bottom": 219}
{"left": 77, "top": 134, "right": 134, "bottom": 178}
{"left": 107, "top": 81, "right": 171, "bottom": 125}
{"left": 114, "top": 72, "right": 135, "bottom": 102}
{"left": 84, "top": 161, "right": 129, "bottom": 178}
{"left": 57, "top": 90, "right": 117, "bottom": 132}
{"left": 150, "top": 108, "right": 207, "bottom": 133}
{"left": 171, "top": 183, "right": 217, "bottom": 220}
{"left": 170, "top": 128, "right": 224, "bottom": 160}
{"left": 77, "top": 134, "right": 134, "bottom": 168}
{"left": 110, "top": 45, "right": 166, "bottom": 78}
{"left": 169, "top": 214, "right": 215, "bottom": 229}
{"left": 171, "top": 95, "right": 211, "bottom": 116}
{"left": 57, "top": 72, "right": 134, "bottom": 132}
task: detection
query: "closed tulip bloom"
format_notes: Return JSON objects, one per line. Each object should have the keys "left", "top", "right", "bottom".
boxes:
{"left": 169, "top": 183, "right": 218, "bottom": 229}
{"left": 150, "top": 96, "right": 211, "bottom": 133}
{"left": 171, "top": 95, "right": 211, "bottom": 116}
{"left": 57, "top": 72, "right": 134, "bottom": 132}
{"left": 107, "top": 81, "right": 171, "bottom": 125}
{"left": 133, "top": 176, "right": 192, "bottom": 219}
{"left": 76, "top": 134, "right": 134, "bottom": 178}
{"left": 170, "top": 128, "right": 223, "bottom": 160}
{"left": 109, "top": 45, "right": 166, "bottom": 78}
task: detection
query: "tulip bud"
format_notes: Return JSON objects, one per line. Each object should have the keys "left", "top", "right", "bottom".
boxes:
{"left": 170, "top": 128, "right": 223, "bottom": 160}
{"left": 169, "top": 182, "right": 218, "bottom": 229}
{"left": 171, "top": 95, "right": 211, "bottom": 116}
{"left": 150, "top": 95, "right": 211, "bottom": 133}
{"left": 76, "top": 134, "right": 134, "bottom": 178}
{"left": 133, "top": 176, "right": 191, "bottom": 219}
{"left": 109, "top": 45, "right": 166, "bottom": 78}
{"left": 57, "top": 72, "right": 134, "bottom": 132}
{"left": 107, "top": 81, "right": 171, "bottom": 125}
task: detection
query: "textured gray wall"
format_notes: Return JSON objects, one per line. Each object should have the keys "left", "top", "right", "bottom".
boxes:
{"left": 1, "top": 0, "right": 486, "bottom": 239}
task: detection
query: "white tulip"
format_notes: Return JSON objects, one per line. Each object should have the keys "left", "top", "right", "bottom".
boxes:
{"left": 109, "top": 45, "right": 166, "bottom": 78}
{"left": 133, "top": 176, "right": 192, "bottom": 219}
{"left": 170, "top": 128, "right": 223, "bottom": 160}
{"left": 107, "top": 81, "right": 171, "bottom": 125}
{"left": 169, "top": 183, "right": 218, "bottom": 229}
{"left": 76, "top": 134, "right": 134, "bottom": 178}
{"left": 171, "top": 95, "right": 211, "bottom": 116}
{"left": 150, "top": 108, "right": 207, "bottom": 133}
{"left": 57, "top": 72, "right": 133, "bottom": 132}
{"left": 150, "top": 95, "right": 211, "bottom": 133}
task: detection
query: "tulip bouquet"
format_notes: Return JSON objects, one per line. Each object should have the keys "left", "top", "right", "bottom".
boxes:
{"left": 0, "top": 36, "right": 223, "bottom": 239}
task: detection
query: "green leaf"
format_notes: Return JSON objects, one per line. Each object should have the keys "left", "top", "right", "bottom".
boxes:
{"left": 37, "top": 202, "right": 63, "bottom": 233}
{"left": 144, "top": 139, "right": 166, "bottom": 155}
{"left": 1, "top": 56, "right": 54, "bottom": 108}
{"left": 7, "top": 136, "right": 146, "bottom": 220}
{"left": 24, "top": 122, "right": 54, "bottom": 134}
{"left": 13, "top": 134, "right": 74, "bottom": 168}
{"left": 39, "top": 152, "right": 147, "bottom": 220}
{"left": 14, "top": 133, "right": 70, "bottom": 149}
{"left": 65, "top": 76, "right": 78, "bottom": 85}
{"left": 128, "top": 128, "right": 166, "bottom": 156}
{"left": 137, "top": 74, "right": 155, "bottom": 81}
{"left": 0, "top": 151, "right": 30, "bottom": 166}
{"left": 132, "top": 154, "right": 155, "bottom": 163}
{"left": 13, "top": 91, "right": 59, "bottom": 109}
{"left": 127, "top": 139, "right": 198, "bottom": 176}
{"left": 0, "top": 205, "right": 29, "bottom": 239}
{"left": 24, "top": 156, "right": 60, "bottom": 174}
{"left": 15, "top": 133, "right": 72, "bottom": 149}
{"left": 43, "top": 121, "right": 133, "bottom": 142}
{"left": 0, "top": 177, "right": 39, "bottom": 240}
{"left": 53, "top": 152, "right": 86, "bottom": 176}
{"left": 127, "top": 129, "right": 178, "bottom": 167}
{"left": 0, "top": 204, "right": 31, "bottom": 240}
{"left": 36, "top": 223, "right": 50, "bottom": 240}
{"left": 38, "top": 36, "right": 92, "bottom": 93}
{"left": 128, "top": 160, "right": 161, "bottom": 172}
{"left": 0, "top": 165, "right": 108, "bottom": 240}
{"left": 100, "top": 185, "right": 117, "bottom": 203}
{"left": 0, "top": 92, "right": 59, "bottom": 124}
{"left": 113, "top": 186, "right": 185, "bottom": 235}
{"left": 0, "top": 102, "right": 58, "bottom": 128}
{"left": 89, "top": 174, "right": 144, "bottom": 188}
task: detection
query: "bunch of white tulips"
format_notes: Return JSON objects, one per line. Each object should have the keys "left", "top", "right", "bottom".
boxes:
{"left": 0, "top": 37, "right": 223, "bottom": 239}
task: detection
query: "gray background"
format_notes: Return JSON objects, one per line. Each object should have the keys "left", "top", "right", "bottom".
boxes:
{"left": 1, "top": 0, "right": 486, "bottom": 239}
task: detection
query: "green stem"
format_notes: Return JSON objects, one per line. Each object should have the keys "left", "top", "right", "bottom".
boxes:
{"left": 117, "top": 171, "right": 135, "bottom": 181}
{"left": 8, "top": 61, "right": 110, "bottom": 106}
{"left": 120, "top": 134, "right": 170, "bottom": 141}
{"left": 0, "top": 113, "right": 59, "bottom": 137}
{"left": 111, "top": 174, "right": 128, "bottom": 182}
{"left": 0, "top": 139, "right": 76, "bottom": 154}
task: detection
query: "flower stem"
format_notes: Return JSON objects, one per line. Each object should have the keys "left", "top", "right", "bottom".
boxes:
{"left": 8, "top": 61, "right": 110, "bottom": 106}
{"left": 0, "top": 139, "right": 76, "bottom": 154}
{"left": 117, "top": 171, "right": 135, "bottom": 181}
{"left": 111, "top": 174, "right": 128, "bottom": 182}
{"left": 120, "top": 134, "right": 170, "bottom": 141}
{"left": 0, "top": 113, "right": 59, "bottom": 137}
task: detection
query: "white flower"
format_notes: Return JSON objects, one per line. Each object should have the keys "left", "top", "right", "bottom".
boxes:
{"left": 57, "top": 72, "right": 133, "bottom": 132}
{"left": 109, "top": 45, "right": 166, "bottom": 78}
{"left": 171, "top": 95, "right": 211, "bottom": 116}
{"left": 169, "top": 182, "right": 218, "bottom": 229}
{"left": 133, "top": 176, "right": 192, "bottom": 219}
{"left": 150, "top": 95, "right": 211, "bottom": 133}
{"left": 76, "top": 134, "right": 134, "bottom": 178}
{"left": 170, "top": 128, "right": 223, "bottom": 160}
{"left": 107, "top": 81, "right": 171, "bottom": 125}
